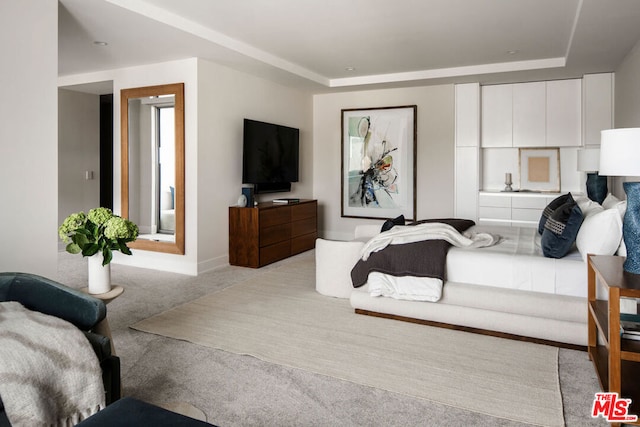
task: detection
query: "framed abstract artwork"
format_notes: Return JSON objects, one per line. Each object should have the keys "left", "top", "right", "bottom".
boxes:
{"left": 519, "top": 147, "right": 560, "bottom": 192}
{"left": 341, "top": 105, "right": 417, "bottom": 220}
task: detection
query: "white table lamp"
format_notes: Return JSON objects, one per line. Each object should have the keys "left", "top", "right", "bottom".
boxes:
{"left": 599, "top": 128, "right": 640, "bottom": 274}
{"left": 577, "top": 147, "right": 607, "bottom": 203}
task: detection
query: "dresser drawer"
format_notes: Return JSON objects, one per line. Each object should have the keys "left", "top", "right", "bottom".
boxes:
{"left": 260, "top": 206, "right": 291, "bottom": 228}
{"left": 292, "top": 217, "right": 316, "bottom": 238}
{"left": 260, "top": 241, "right": 291, "bottom": 266}
{"left": 511, "top": 197, "right": 548, "bottom": 209}
{"left": 479, "top": 194, "right": 511, "bottom": 208}
{"left": 479, "top": 206, "right": 511, "bottom": 220}
{"left": 291, "top": 201, "right": 317, "bottom": 221}
{"left": 260, "top": 223, "right": 291, "bottom": 247}
{"left": 291, "top": 232, "right": 317, "bottom": 255}
{"left": 512, "top": 208, "right": 542, "bottom": 222}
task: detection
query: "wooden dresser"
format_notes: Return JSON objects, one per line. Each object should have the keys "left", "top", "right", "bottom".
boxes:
{"left": 229, "top": 199, "right": 318, "bottom": 268}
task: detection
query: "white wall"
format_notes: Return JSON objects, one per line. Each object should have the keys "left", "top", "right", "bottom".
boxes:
{"left": 196, "top": 59, "right": 314, "bottom": 272}
{"left": 0, "top": 0, "right": 58, "bottom": 275}
{"left": 612, "top": 38, "right": 640, "bottom": 196}
{"left": 58, "top": 89, "right": 101, "bottom": 237}
{"left": 313, "top": 85, "right": 455, "bottom": 240}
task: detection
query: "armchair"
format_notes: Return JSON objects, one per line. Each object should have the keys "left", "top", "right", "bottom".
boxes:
{"left": 0, "top": 272, "right": 121, "bottom": 427}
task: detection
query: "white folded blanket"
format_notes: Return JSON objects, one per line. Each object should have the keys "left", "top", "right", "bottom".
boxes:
{"left": 360, "top": 222, "right": 500, "bottom": 261}
{"left": 0, "top": 301, "right": 105, "bottom": 426}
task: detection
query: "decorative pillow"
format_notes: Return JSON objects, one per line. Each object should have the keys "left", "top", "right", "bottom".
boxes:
{"left": 538, "top": 193, "right": 573, "bottom": 234}
{"left": 381, "top": 215, "right": 405, "bottom": 232}
{"left": 576, "top": 208, "right": 623, "bottom": 262}
{"left": 541, "top": 201, "right": 584, "bottom": 258}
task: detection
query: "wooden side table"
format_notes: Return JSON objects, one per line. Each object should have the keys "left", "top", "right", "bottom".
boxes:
{"left": 81, "top": 285, "right": 124, "bottom": 355}
{"left": 587, "top": 255, "right": 640, "bottom": 426}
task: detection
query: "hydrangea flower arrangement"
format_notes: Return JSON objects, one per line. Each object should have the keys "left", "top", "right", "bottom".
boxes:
{"left": 59, "top": 207, "right": 139, "bottom": 265}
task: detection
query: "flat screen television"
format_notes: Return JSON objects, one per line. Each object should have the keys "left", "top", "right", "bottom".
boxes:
{"left": 242, "top": 119, "right": 299, "bottom": 194}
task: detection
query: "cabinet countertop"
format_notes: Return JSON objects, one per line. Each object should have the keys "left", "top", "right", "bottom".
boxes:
{"left": 479, "top": 191, "right": 583, "bottom": 198}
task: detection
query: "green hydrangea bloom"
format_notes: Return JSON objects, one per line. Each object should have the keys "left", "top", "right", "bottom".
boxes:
{"left": 127, "top": 221, "right": 139, "bottom": 239}
{"left": 104, "top": 217, "right": 133, "bottom": 240}
{"left": 58, "top": 212, "right": 87, "bottom": 243}
{"left": 88, "top": 207, "right": 113, "bottom": 225}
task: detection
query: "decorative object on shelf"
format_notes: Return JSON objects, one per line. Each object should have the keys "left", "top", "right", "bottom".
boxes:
{"left": 519, "top": 148, "right": 560, "bottom": 192}
{"left": 577, "top": 147, "right": 607, "bottom": 204}
{"left": 341, "top": 105, "right": 417, "bottom": 220}
{"left": 237, "top": 194, "right": 247, "bottom": 207}
{"left": 59, "top": 208, "right": 139, "bottom": 294}
{"left": 599, "top": 128, "right": 640, "bottom": 274}
{"left": 241, "top": 186, "right": 254, "bottom": 208}
{"left": 503, "top": 172, "right": 513, "bottom": 192}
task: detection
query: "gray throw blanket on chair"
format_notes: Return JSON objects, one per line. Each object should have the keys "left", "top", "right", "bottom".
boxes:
{"left": 0, "top": 301, "right": 105, "bottom": 426}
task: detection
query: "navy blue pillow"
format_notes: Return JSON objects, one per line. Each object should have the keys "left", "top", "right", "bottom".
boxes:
{"left": 538, "top": 193, "right": 573, "bottom": 235}
{"left": 541, "top": 201, "right": 584, "bottom": 258}
{"left": 381, "top": 215, "right": 405, "bottom": 232}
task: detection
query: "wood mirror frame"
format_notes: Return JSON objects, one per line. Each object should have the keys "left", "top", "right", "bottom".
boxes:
{"left": 121, "top": 83, "right": 185, "bottom": 254}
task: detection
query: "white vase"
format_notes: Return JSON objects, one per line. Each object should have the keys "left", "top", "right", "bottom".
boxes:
{"left": 87, "top": 253, "right": 111, "bottom": 294}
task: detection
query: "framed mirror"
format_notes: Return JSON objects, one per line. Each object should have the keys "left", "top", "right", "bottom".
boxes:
{"left": 121, "top": 83, "right": 185, "bottom": 254}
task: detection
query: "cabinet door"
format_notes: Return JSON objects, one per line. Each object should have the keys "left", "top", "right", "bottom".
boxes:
{"left": 513, "top": 82, "right": 546, "bottom": 147}
{"left": 583, "top": 73, "right": 613, "bottom": 146}
{"left": 481, "top": 84, "right": 513, "bottom": 147}
{"left": 547, "top": 79, "right": 582, "bottom": 147}
{"left": 455, "top": 83, "right": 480, "bottom": 147}
{"left": 455, "top": 147, "right": 479, "bottom": 220}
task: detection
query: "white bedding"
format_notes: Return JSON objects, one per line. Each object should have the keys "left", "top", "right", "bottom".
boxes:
{"left": 367, "top": 225, "right": 587, "bottom": 301}
{"left": 447, "top": 225, "right": 586, "bottom": 298}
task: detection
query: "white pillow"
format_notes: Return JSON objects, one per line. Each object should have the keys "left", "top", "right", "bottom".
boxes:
{"left": 602, "top": 193, "right": 620, "bottom": 207}
{"left": 602, "top": 194, "right": 628, "bottom": 255}
{"left": 602, "top": 194, "right": 627, "bottom": 217}
{"left": 576, "top": 208, "right": 623, "bottom": 262}
{"left": 574, "top": 195, "right": 602, "bottom": 217}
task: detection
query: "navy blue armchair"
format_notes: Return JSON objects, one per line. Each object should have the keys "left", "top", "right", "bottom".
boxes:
{"left": 0, "top": 272, "right": 121, "bottom": 426}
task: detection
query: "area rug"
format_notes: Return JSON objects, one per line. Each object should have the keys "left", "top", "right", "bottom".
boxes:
{"left": 131, "top": 254, "right": 564, "bottom": 426}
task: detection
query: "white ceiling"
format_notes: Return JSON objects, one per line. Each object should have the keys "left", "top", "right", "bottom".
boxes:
{"left": 58, "top": 0, "right": 640, "bottom": 93}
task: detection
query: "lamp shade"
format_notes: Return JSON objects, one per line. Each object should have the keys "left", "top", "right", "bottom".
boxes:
{"left": 577, "top": 148, "right": 600, "bottom": 172}
{"left": 599, "top": 128, "right": 640, "bottom": 176}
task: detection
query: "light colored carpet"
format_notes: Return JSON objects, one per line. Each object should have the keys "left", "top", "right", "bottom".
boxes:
{"left": 131, "top": 255, "right": 564, "bottom": 426}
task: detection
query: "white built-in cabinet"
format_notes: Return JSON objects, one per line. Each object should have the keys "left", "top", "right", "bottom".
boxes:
{"left": 481, "top": 79, "right": 582, "bottom": 148}
{"left": 454, "top": 74, "right": 613, "bottom": 224}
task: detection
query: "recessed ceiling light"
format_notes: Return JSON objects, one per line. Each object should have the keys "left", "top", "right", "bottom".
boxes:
{"left": 93, "top": 41, "right": 108, "bottom": 47}
{"left": 506, "top": 50, "right": 519, "bottom": 55}
{"left": 345, "top": 66, "right": 356, "bottom": 72}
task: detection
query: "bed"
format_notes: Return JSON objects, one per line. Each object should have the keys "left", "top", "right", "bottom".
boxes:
{"left": 315, "top": 194, "right": 629, "bottom": 348}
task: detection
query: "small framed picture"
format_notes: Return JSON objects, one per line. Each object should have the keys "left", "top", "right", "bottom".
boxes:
{"left": 519, "top": 148, "right": 560, "bottom": 192}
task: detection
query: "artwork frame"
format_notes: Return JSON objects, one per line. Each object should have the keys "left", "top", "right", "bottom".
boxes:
{"left": 518, "top": 147, "right": 561, "bottom": 192}
{"left": 341, "top": 105, "right": 417, "bottom": 220}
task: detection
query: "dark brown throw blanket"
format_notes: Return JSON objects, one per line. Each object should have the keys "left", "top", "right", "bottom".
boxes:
{"left": 351, "top": 218, "right": 475, "bottom": 288}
